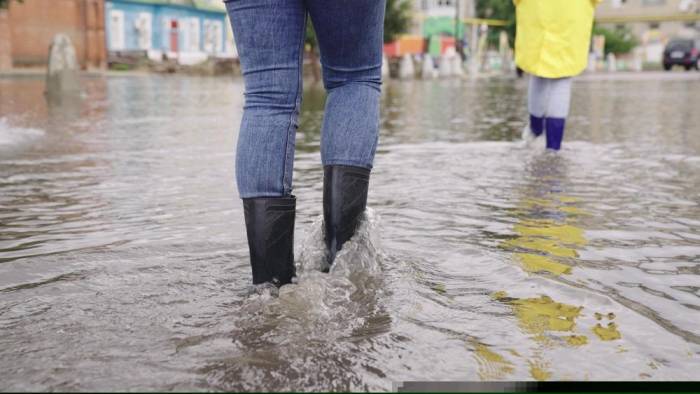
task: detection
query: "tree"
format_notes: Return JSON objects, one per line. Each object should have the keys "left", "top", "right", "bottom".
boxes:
{"left": 592, "top": 26, "right": 638, "bottom": 55}
{"left": 384, "top": 0, "right": 412, "bottom": 43}
{"left": 0, "top": 0, "right": 22, "bottom": 9}
{"left": 476, "top": 0, "right": 516, "bottom": 49}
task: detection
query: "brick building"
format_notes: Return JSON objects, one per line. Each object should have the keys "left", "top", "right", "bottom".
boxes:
{"left": 1, "top": 0, "right": 106, "bottom": 69}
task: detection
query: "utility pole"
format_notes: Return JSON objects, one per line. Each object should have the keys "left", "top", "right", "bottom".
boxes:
{"left": 454, "top": 0, "right": 463, "bottom": 59}
{"left": 469, "top": 0, "right": 480, "bottom": 75}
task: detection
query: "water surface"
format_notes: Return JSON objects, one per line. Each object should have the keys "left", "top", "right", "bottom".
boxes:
{"left": 1, "top": 73, "right": 699, "bottom": 390}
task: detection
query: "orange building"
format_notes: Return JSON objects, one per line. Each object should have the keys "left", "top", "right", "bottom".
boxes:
{"left": 1, "top": 0, "right": 106, "bottom": 69}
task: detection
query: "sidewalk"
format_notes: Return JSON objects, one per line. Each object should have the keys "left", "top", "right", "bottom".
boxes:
{"left": 0, "top": 67, "right": 153, "bottom": 78}
{"left": 576, "top": 70, "right": 700, "bottom": 82}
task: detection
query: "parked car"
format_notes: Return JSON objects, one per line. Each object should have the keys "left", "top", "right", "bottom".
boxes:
{"left": 663, "top": 38, "right": 700, "bottom": 71}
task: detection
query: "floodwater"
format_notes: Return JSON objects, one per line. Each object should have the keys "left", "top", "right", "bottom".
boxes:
{"left": 1, "top": 72, "right": 699, "bottom": 390}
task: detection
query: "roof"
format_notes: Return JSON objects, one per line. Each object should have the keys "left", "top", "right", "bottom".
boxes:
{"left": 191, "top": 0, "right": 226, "bottom": 13}
{"left": 112, "top": 0, "right": 226, "bottom": 14}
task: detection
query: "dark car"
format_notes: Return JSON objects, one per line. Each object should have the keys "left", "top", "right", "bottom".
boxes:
{"left": 663, "top": 38, "right": 700, "bottom": 71}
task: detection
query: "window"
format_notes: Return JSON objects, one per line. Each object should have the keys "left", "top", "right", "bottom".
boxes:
{"left": 109, "top": 10, "right": 125, "bottom": 50}
{"left": 135, "top": 12, "right": 152, "bottom": 50}
{"left": 184, "top": 18, "right": 200, "bottom": 52}
{"left": 204, "top": 20, "right": 223, "bottom": 54}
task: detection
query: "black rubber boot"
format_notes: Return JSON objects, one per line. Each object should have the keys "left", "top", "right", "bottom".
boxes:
{"left": 242, "top": 196, "right": 296, "bottom": 286}
{"left": 323, "top": 165, "right": 370, "bottom": 266}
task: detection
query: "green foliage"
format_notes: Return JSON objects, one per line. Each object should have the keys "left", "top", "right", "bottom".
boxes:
{"left": 476, "top": 0, "right": 515, "bottom": 49}
{"left": 0, "top": 0, "right": 22, "bottom": 10}
{"left": 592, "top": 25, "right": 638, "bottom": 55}
{"left": 110, "top": 63, "right": 133, "bottom": 71}
{"left": 384, "top": 0, "right": 412, "bottom": 43}
{"left": 305, "top": 19, "right": 317, "bottom": 49}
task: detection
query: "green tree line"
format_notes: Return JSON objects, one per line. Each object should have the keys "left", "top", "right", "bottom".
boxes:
{"left": 0, "top": 0, "right": 22, "bottom": 9}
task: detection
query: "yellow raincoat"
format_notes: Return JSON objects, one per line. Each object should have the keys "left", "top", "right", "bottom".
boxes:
{"left": 514, "top": 0, "right": 601, "bottom": 78}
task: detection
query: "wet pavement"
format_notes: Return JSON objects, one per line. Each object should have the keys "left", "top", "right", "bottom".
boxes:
{"left": 1, "top": 72, "right": 699, "bottom": 390}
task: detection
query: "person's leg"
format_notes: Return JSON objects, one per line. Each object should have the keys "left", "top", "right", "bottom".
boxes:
{"left": 543, "top": 77, "right": 572, "bottom": 151}
{"left": 225, "top": 0, "right": 306, "bottom": 198}
{"left": 527, "top": 75, "right": 549, "bottom": 137}
{"left": 225, "top": 0, "right": 306, "bottom": 286}
{"left": 306, "top": 0, "right": 386, "bottom": 265}
{"left": 307, "top": 0, "right": 385, "bottom": 169}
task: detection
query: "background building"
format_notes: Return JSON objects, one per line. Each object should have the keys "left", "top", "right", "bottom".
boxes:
{"left": 409, "top": 0, "right": 477, "bottom": 56}
{"left": 2, "top": 0, "right": 106, "bottom": 69}
{"left": 105, "top": 0, "right": 236, "bottom": 65}
{"left": 596, "top": 0, "right": 700, "bottom": 61}
{"left": 411, "top": 0, "right": 475, "bottom": 38}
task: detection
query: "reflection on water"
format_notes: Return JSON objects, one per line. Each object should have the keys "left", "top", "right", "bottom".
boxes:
{"left": 1, "top": 74, "right": 699, "bottom": 389}
{"left": 504, "top": 155, "right": 586, "bottom": 277}
{"left": 493, "top": 155, "right": 592, "bottom": 380}
{"left": 472, "top": 341, "right": 515, "bottom": 381}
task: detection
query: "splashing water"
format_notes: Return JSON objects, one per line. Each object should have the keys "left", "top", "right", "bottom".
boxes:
{"left": 0, "top": 118, "right": 44, "bottom": 149}
{"left": 243, "top": 208, "right": 385, "bottom": 340}
{"left": 297, "top": 207, "right": 383, "bottom": 275}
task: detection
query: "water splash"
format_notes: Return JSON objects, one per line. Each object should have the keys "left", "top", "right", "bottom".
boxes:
{"left": 0, "top": 118, "right": 44, "bottom": 149}
{"left": 239, "top": 208, "right": 386, "bottom": 341}
{"left": 297, "top": 208, "right": 382, "bottom": 275}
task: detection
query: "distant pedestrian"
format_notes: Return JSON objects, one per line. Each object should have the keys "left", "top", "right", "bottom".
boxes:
{"left": 515, "top": 0, "right": 601, "bottom": 150}
{"left": 224, "top": 1, "right": 386, "bottom": 288}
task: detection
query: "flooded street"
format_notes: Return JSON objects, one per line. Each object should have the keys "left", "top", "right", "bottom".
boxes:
{"left": 1, "top": 73, "right": 699, "bottom": 390}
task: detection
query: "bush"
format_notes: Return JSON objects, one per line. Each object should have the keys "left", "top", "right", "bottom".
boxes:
{"left": 593, "top": 26, "right": 638, "bottom": 55}
{"left": 0, "top": 0, "right": 22, "bottom": 9}
{"left": 384, "top": 0, "right": 412, "bottom": 43}
{"left": 477, "top": 0, "right": 516, "bottom": 49}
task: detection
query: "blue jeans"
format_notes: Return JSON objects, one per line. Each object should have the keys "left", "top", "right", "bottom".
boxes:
{"left": 224, "top": 0, "right": 385, "bottom": 198}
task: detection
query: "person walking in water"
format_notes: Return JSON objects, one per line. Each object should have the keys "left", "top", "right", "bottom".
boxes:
{"left": 515, "top": 0, "right": 601, "bottom": 150}
{"left": 224, "top": 1, "right": 386, "bottom": 288}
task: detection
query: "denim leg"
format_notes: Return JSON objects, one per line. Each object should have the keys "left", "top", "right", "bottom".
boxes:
{"left": 306, "top": 0, "right": 386, "bottom": 169}
{"left": 224, "top": 0, "right": 306, "bottom": 198}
